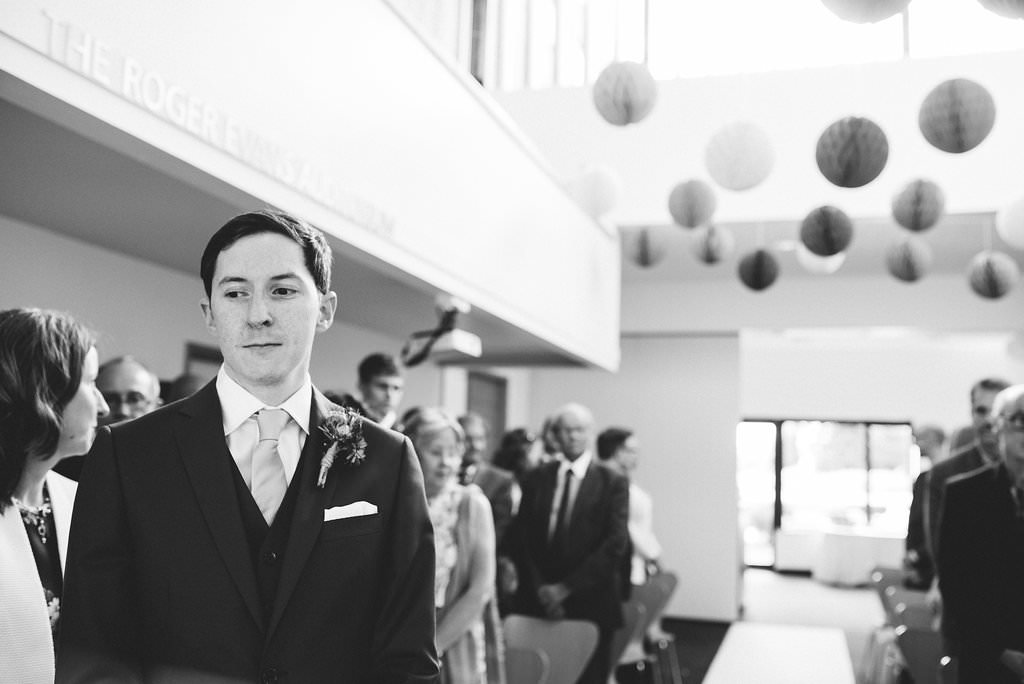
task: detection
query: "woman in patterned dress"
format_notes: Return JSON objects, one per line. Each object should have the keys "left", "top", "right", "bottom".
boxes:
{"left": 0, "top": 308, "right": 109, "bottom": 683}
{"left": 404, "top": 408, "right": 504, "bottom": 684}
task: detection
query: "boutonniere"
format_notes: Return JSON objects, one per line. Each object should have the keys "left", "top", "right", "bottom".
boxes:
{"left": 316, "top": 407, "right": 367, "bottom": 488}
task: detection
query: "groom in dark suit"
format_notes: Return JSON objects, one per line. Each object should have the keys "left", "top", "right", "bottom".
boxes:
{"left": 510, "top": 403, "right": 629, "bottom": 684}
{"left": 57, "top": 210, "right": 439, "bottom": 683}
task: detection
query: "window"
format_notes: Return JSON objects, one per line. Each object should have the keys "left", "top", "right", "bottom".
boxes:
{"left": 737, "top": 418, "right": 916, "bottom": 568}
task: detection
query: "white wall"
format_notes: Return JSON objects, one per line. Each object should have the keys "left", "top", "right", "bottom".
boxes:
{"left": 741, "top": 330, "right": 1024, "bottom": 432}
{"left": 0, "top": 213, "right": 443, "bottom": 409}
{"left": 528, "top": 335, "right": 741, "bottom": 621}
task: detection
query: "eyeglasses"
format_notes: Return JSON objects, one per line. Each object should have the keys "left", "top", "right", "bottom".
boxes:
{"left": 101, "top": 391, "right": 153, "bottom": 408}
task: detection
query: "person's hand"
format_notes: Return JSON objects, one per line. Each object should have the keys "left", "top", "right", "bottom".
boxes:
{"left": 926, "top": 581, "right": 942, "bottom": 615}
{"left": 537, "top": 583, "right": 569, "bottom": 619}
{"left": 497, "top": 556, "right": 518, "bottom": 595}
{"left": 999, "top": 649, "right": 1024, "bottom": 678}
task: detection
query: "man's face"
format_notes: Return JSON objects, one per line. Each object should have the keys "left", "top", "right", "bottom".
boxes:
{"left": 554, "top": 410, "right": 592, "bottom": 460}
{"left": 201, "top": 233, "right": 336, "bottom": 400}
{"left": 97, "top": 361, "right": 160, "bottom": 426}
{"left": 972, "top": 387, "right": 1002, "bottom": 452}
{"left": 462, "top": 420, "right": 487, "bottom": 464}
{"left": 995, "top": 396, "right": 1024, "bottom": 485}
{"left": 359, "top": 374, "right": 404, "bottom": 419}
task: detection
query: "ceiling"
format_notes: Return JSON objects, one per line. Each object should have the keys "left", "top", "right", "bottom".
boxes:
{"left": 0, "top": 94, "right": 582, "bottom": 366}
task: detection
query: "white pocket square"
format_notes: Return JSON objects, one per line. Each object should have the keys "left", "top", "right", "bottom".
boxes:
{"left": 324, "top": 501, "right": 378, "bottom": 521}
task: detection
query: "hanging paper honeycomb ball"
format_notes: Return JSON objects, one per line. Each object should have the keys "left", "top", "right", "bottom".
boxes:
{"left": 820, "top": 0, "right": 911, "bottom": 23}
{"left": 919, "top": 78, "right": 996, "bottom": 154}
{"left": 571, "top": 164, "right": 621, "bottom": 219}
{"left": 593, "top": 61, "right": 658, "bottom": 126}
{"left": 891, "top": 179, "right": 946, "bottom": 232}
{"left": 800, "top": 205, "right": 854, "bottom": 256}
{"left": 622, "top": 227, "right": 670, "bottom": 268}
{"left": 668, "top": 180, "right": 717, "bottom": 228}
{"left": 977, "top": 0, "right": 1024, "bottom": 19}
{"left": 967, "top": 251, "right": 1020, "bottom": 298}
{"left": 690, "top": 224, "right": 735, "bottom": 265}
{"left": 886, "top": 237, "right": 933, "bottom": 282}
{"left": 816, "top": 116, "right": 889, "bottom": 188}
{"left": 738, "top": 249, "right": 780, "bottom": 291}
{"left": 704, "top": 121, "right": 775, "bottom": 191}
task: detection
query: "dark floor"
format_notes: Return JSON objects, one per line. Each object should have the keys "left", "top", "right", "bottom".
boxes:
{"left": 613, "top": 617, "right": 730, "bottom": 683}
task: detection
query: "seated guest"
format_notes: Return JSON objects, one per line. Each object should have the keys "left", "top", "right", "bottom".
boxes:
{"left": 0, "top": 308, "right": 109, "bottom": 682}
{"left": 338, "top": 352, "right": 405, "bottom": 429}
{"left": 937, "top": 384, "right": 1024, "bottom": 683}
{"left": 405, "top": 409, "right": 503, "bottom": 684}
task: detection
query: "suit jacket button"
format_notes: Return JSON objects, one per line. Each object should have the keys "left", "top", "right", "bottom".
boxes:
{"left": 264, "top": 551, "right": 279, "bottom": 565}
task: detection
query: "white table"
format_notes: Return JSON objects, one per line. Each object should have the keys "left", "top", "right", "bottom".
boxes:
{"left": 704, "top": 623, "right": 854, "bottom": 684}
{"left": 811, "top": 526, "right": 905, "bottom": 586}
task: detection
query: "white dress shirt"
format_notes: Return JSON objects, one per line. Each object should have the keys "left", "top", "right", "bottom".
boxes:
{"left": 216, "top": 367, "right": 311, "bottom": 487}
{"left": 548, "top": 451, "right": 592, "bottom": 539}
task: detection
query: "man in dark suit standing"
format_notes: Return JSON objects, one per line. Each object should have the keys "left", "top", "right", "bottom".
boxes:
{"left": 510, "top": 403, "right": 629, "bottom": 684}
{"left": 937, "top": 384, "right": 1024, "bottom": 683}
{"left": 926, "top": 377, "right": 1010, "bottom": 649}
{"left": 57, "top": 210, "right": 439, "bottom": 683}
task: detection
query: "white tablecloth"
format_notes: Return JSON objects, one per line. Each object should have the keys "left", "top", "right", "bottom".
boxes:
{"left": 811, "top": 527, "right": 905, "bottom": 586}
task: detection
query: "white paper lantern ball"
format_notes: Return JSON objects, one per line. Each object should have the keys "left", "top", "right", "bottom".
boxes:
{"left": 886, "top": 237, "right": 933, "bottom": 282}
{"left": 796, "top": 243, "right": 847, "bottom": 274}
{"left": 573, "top": 165, "right": 621, "bottom": 219}
{"left": 967, "top": 251, "right": 1021, "bottom": 299}
{"left": 820, "top": 0, "right": 911, "bottom": 23}
{"left": 977, "top": 0, "right": 1024, "bottom": 19}
{"left": 738, "top": 249, "right": 780, "bottom": 291}
{"left": 668, "top": 180, "right": 717, "bottom": 228}
{"left": 705, "top": 122, "right": 775, "bottom": 192}
{"left": 816, "top": 116, "right": 889, "bottom": 188}
{"left": 800, "top": 205, "right": 854, "bottom": 256}
{"left": 622, "top": 227, "right": 670, "bottom": 268}
{"left": 690, "top": 224, "right": 736, "bottom": 265}
{"left": 593, "top": 61, "right": 658, "bottom": 126}
{"left": 996, "top": 195, "right": 1024, "bottom": 249}
{"left": 892, "top": 179, "right": 946, "bottom": 232}
{"left": 919, "top": 78, "right": 996, "bottom": 154}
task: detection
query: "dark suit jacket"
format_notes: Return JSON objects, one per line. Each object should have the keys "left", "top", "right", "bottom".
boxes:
{"left": 465, "top": 462, "right": 515, "bottom": 547}
{"left": 510, "top": 459, "right": 629, "bottom": 631}
{"left": 927, "top": 443, "right": 987, "bottom": 561}
{"left": 57, "top": 382, "right": 438, "bottom": 684}
{"left": 904, "top": 470, "right": 933, "bottom": 588}
{"left": 937, "top": 464, "right": 1024, "bottom": 682}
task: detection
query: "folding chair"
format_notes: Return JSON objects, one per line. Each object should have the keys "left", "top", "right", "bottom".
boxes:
{"left": 503, "top": 615, "right": 598, "bottom": 684}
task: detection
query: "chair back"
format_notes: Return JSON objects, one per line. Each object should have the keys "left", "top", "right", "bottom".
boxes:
{"left": 870, "top": 566, "right": 903, "bottom": 621}
{"left": 505, "top": 646, "right": 549, "bottom": 684}
{"left": 503, "top": 615, "right": 598, "bottom": 684}
{"left": 608, "top": 599, "right": 647, "bottom": 666}
{"left": 895, "top": 624, "right": 943, "bottom": 684}
{"left": 633, "top": 571, "right": 679, "bottom": 634}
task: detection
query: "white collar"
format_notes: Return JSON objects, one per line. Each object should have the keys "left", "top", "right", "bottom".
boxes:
{"left": 216, "top": 366, "right": 312, "bottom": 436}
{"left": 558, "top": 450, "right": 592, "bottom": 479}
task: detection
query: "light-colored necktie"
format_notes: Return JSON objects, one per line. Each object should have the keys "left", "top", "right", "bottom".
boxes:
{"left": 252, "top": 408, "right": 290, "bottom": 524}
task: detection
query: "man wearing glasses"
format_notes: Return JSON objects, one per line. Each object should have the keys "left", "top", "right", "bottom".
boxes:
{"left": 938, "top": 384, "right": 1024, "bottom": 682}
{"left": 96, "top": 356, "right": 163, "bottom": 426}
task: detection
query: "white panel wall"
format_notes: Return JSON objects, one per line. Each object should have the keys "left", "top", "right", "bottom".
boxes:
{"left": 0, "top": 214, "right": 443, "bottom": 409}
{"left": 528, "top": 335, "right": 741, "bottom": 621}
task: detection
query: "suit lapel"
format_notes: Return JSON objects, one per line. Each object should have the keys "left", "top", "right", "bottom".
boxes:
{"left": 175, "top": 382, "right": 263, "bottom": 628}
{"left": 267, "top": 389, "right": 339, "bottom": 639}
{"left": 537, "top": 462, "right": 559, "bottom": 542}
{"left": 568, "top": 463, "right": 599, "bottom": 536}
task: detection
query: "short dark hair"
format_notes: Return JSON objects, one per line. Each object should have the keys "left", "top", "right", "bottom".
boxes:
{"left": 357, "top": 352, "right": 402, "bottom": 385}
{"left": 596, "top": 427, "right": 633, "bottom": 462}
{"left": 971, "top": 377, "right": 1011, "bottom": 404}
{"left": 200, "top": 209, "right": 333, "bottom": 297}
{"left": 0, "top": 308, "right": 94, "bottom": 510}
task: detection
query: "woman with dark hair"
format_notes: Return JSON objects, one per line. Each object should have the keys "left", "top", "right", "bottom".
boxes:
{"left": 0, "top": 308, "right": 108, "bottom": 682}
{"left": 404, "top": 408, "right": 504, "bottom": 684}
